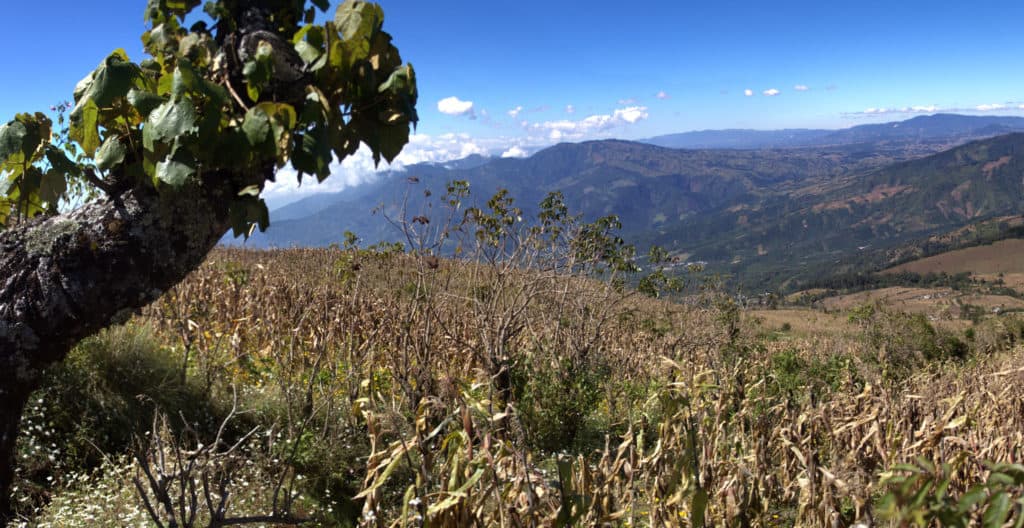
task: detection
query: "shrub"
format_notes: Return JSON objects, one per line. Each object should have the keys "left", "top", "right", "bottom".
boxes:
{"left": 14, "top": 324, "right": 217, "bottom": 515}
{"left": 850, "top": 304, "right": 968, "bottom": 381}
{"left": 769, "top": 348, "right": 858, "bottom": 402}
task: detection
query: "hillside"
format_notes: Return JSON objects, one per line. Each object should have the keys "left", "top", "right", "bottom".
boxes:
{"left": 242, "top": 139, "right": 922, "bottom": 248}
{"left": 236, "top": 116, "right": 1024, "bottom": 293}
{"left": 652, "top": 133, "right": 1024, "bottom": 289}
{"left": 23, "top": 246, "right": 1024, "bottom": 526}
{"left": 885, "top": 238, "right": 1024, "bottom": 276}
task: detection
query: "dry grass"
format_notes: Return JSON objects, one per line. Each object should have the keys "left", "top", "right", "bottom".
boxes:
{"left": 130, "top": 246, "right": 1024, "bottom": 526}
{"left": 744, "top": 308, "right": 857, "bottom": 338}
{"left": 885, "top": 239, "right": 1024, "bottom": 276}
{"left": 22, "top": 237, "right": 1024, "bottom": 526}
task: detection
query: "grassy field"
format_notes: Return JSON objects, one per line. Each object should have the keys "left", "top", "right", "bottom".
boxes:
{"left": 885, "top": 238, "right": 1024, "bottom": 276}
{"left": 11, "top": 244, "right": 1024, "bottom": 527}
{"left": 743, "top": 308, "right": 857, "bottom": 338}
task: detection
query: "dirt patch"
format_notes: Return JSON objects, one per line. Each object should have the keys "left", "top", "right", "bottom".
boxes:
{"left": 983, "top": 155, "right": 1012, "bottom": 178}
{"left": 813, "top": 184, "right": 913, "bottom": 212}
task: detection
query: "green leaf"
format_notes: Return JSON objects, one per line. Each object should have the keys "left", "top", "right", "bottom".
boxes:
{"left": 69, "top": 99, "right": 101, "bottom": 156}
{"left": 147, "top": 99, "right": 197, "bottom": 142}
{"left": 45, "top": 146, "right": 81, "bottom": 178}
{"left": 155, "top": 158, "right": 195, "bottom": 186}
{"left": 987, "top": 472, "right": 1016, "bottom": 487}
{"left": 691, "top": 487, "right": 710, "bottom": 527}
{"left": 73, "top": 70, "right": 96, "bottom": 103}
{"left": 89, "top": 50, "right": 141, "bottom": 107}
{"left": 172, "top": 60, "right": 198, "bottom": 98}
{"left": 127, "top": 89, "right": 166, "bottom": 118}
{"left": 0, "top": 121, "right": 27, "bottom": 165}
{"left": 1, "top": 113, "right": 49, "bottom": 170}
{"left": 379, "top": 64, "right": 413, "bottom": 95}
{"left": 39, "top": 169, "right": 67, "bottom": 205}
{"left": 983, "top": 492, "right": 1011, "bottom": 528}
{"left": 295, "top": 40, "right": 324, "bottom": 69}
{"left": 242, "top": 106, "right": 272, "bottom": 150}
{"left": 178, "top": 33, "right": 213, "bottom": 67}
{"left": 376, "top": 123, "right": 409, "bottom": 165}
{"left": 0, "top": 199, "right": 10, "bottom": 226}
{"left": 291, "top": 125, "right": 333, "bottom": 182}
{"left": 243, "top": 41, "right": 275, "bottom": 102}
{"left": 228, "top": 196, "right": 270, "bottom": 238}
{"left": 958, "top": 486, "right": 989, "bottom": 513}
{"left": 254, "top": 102, "right": 297, "bottom": 164}
{"left": 95, "top": 136, "right": 128, "bottom": 171}
{"left": 335, "top": 0, "right": 384, "bottom": 42}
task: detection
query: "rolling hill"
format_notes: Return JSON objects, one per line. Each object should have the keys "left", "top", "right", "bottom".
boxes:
{"left": 234, "top": 115, "right": 1024, "bottom": 292}
{"left": 240, "top": 139, "right": 923, "bottom": 249}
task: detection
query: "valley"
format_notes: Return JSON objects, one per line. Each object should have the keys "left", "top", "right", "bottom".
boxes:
{"left": 239, "top": 114, "right": 1024, "bottom": 297}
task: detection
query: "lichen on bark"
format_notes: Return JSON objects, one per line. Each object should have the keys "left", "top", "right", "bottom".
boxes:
{"left": 23, "top": 219, "right": 80, "bottom": 257}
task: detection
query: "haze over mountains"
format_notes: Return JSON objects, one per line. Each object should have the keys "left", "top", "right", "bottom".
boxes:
{"left": 235, "top": 114, "right": 1024, "bottom": 290}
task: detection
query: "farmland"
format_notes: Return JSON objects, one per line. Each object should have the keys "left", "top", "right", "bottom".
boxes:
{"left": 885, "top": 238, "right": 1024, "bottom": 276}
{"left": 12, "top": 245, "right": 1024, "bottom": 527}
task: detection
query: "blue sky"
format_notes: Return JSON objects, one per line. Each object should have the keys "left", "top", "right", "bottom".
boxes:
{"left": 3, "top": 1, "right": 1024, "bottom": 203}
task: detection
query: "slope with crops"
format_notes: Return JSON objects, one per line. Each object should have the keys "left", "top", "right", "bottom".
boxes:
{"left": 9, "top": 187, "right": 1024, "bottom": 527}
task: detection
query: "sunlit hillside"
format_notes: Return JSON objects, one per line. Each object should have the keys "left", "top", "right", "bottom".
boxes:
{"left": 14, "top": 230, "right": 1024, "bottom": 526}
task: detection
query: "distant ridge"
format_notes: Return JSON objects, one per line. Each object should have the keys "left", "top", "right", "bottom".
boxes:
{"left": 643, "top": 114, "right": 1024, "bottom": 149}
{"left": 230, "top": 115, "right": 1024, "bottom": 291}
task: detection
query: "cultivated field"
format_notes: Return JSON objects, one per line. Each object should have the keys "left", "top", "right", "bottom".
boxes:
{"left": 12, "top": 244, "right": 1024, "bottom": 527}
{"left": 885, "top": 238, "right": 1024, "bottom": 276}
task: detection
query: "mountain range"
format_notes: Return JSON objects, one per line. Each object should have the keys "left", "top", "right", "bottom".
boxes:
{"left": 642, "top": 113, "right": 1024, "bottom": 149}
{"left": 233, "top": 114, "right": 1024, "bottom": 291}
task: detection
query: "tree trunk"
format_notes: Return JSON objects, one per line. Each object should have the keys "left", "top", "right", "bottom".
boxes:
{"left": 0, "top": 386, "right": 28, "bottom": 522}
{"left": 0, "top": 172, "right": 254, "bottom": 523}
{"left": 0, "top": 2, "right": 322, "bottom": 522}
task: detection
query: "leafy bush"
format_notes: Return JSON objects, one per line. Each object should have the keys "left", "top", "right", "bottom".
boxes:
{"left": 511, "top": 348, "right": 611, "bottom": 453}
{"left": 15, "top": 324, "right": 216, "bottom": 515}
{"left": 879, "top": 457, "right": 1024, "bottom": 526}
{"left": 850, "top": 303, "right": 968, "bottom": 380}
{"left": 769, "top": 348, "right": 858, "bottom": 402}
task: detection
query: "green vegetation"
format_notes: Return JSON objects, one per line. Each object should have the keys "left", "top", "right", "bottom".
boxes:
{"left": 0, "top": 0, "right": 418, "bottom": 234}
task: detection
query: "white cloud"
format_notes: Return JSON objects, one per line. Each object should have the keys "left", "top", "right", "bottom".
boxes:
{"left": 528, "top": 106, "right": 649, "bottom": 141}
{"left": 977, "top": 103, "right": 1007, "bottom": 111}
{"left": 744, "top": 89, "right": 754, "bottom": 97}
{"left": 763, "top": 88, "right": 780, "bottom": 96}
{"left": 565, "top": 104, "right": 575, "bottom": 114}
{"left": 615, "top": 106, "right": 648, "bottom": 123}
{"left": 656, "top": 91, "right": 670, "bottom": 100}
{"left": 793, "top": 84, "right": 809, "bottom": 91}
{"left": 501, "top": 146, "right": 529, "bottom": 158}
{"left": 507, "top": 105, "right": 523, "bottom": 118}
{"left": 845, "top": 104, "right": 941, "bottom": 117}
{"left": 437, "top": 96, "right": 476, "bottom": 118}
{"left": 263, "top": 133, "right": 491, "bottom": 206}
